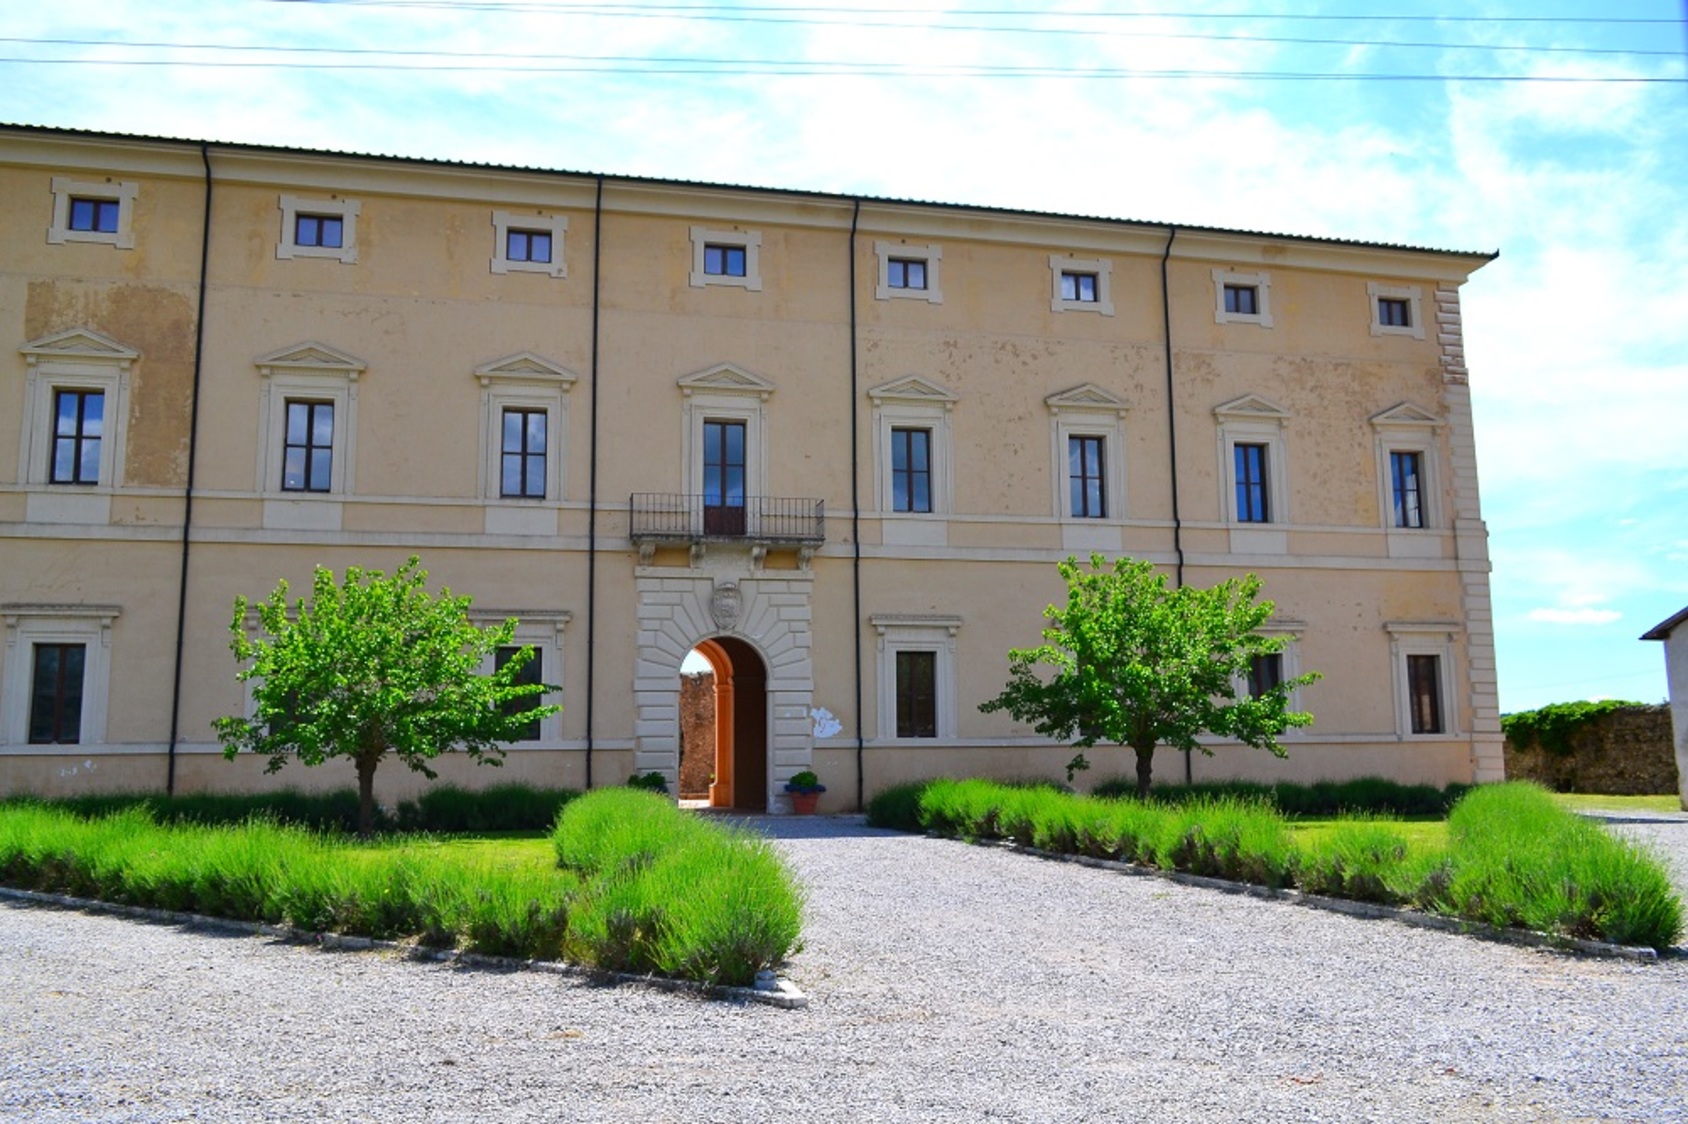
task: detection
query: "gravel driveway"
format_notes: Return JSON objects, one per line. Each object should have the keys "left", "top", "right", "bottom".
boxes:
{"left": 4, "top": 812, "right": 1687, "bottom": 1123}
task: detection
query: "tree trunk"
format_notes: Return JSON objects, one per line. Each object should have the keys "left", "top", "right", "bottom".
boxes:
{"left": 1132, "top": 741, "right": 1156, "bottom": 798}
{"left": 355, "top": 751, "right": 380, "bottom": 838}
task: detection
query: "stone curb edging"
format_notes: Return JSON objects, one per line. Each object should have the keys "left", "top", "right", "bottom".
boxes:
{"left": 0, "top": 885, "right": 809, "bottom": 1009}
{"left": 973, "top": 838, "right": 1680, "bottom": 963}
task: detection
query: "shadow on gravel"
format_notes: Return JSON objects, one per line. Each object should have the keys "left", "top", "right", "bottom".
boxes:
{"left": 1579, "top": 814, "right": 1688, "bottom": 826}
{"left": 700, "top": 813, "right": 898, "bottom": 841}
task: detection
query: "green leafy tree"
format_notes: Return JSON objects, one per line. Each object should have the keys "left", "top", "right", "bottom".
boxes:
{"left": 213, "top": 557, "right": 559, "bottom": 836}
{"left": 981, "top": 555, "right": 1318, "bottom": 797}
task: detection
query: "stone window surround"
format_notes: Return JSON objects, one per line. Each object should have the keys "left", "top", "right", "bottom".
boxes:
{"left": 874, "top": 240, "right": 944, "bottom": 304}
{"left": 1213, "top": 267, "right": 1274, "bottom": 328}
{"left": 277, "top": 194, "right": 360, "bottom": 264}
{"left": 474, "top": 353, "right": 577, "bottom": 503}
{"left": 1213, "top": 394, "right": 1291, "bottom": 526}
{"left": 254, "top": 343, "right": 366, "bottom": 498}
{"left": 1385, "top": 621, "right": 1460, "bottom": 739}
{"left": 868, "top": 376, "right": 957, "bottom": 516}
{"left": 1369, "top": 402, "right": 1444, "bottom": 532}
{"left": 472, "top": 609, "right": 571, "bottom": 745}
{"left": 18, "top": 327, "right": 137, "bottom": 492}
{"left": 491, "top": 210, "right": 568, "bottom": 278}
{"left": 871, "top": 614, "right": 963, "bottom": 743}
{"left": 689, "top": 226, "right": 763, "bottom": 291}
{"left": 1049, "top": 254, "right": 1115, "bottom": 315}
{"left": 1, "top": 604, "right": 120, "bottom": 748}
{"left": 1046, "top": 385, "right": 1129, "bottom": 521}
{"left": 47, "top": 176, "right": 138, "bottom": 249}
{"left": 1368, "top": 281, "right": 1425, "bottom": 340}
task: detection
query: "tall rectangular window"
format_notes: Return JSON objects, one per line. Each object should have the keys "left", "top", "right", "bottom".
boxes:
{"left": 50, "top": 389, "right": 103, "bottom": 485}
{"left": 702, "top": 419, "right": 747, "bottom": 535}
{"left": 890, "top": 427, "right": 932, "bottom": 513}
{"left": 28, "top": 643, "right": 85, "bottom": 745}
{"left": 496, "top": 647, "right": 543, "bottom": 742}
{"left": 282, "top": 400, "right": 334, "bottom": 492}
{"left": 295, "top": 213, "right": 344, "bottom": 249}
{"left": 1408, "top": 654, "right": 1443, "bottom": 734}
{"left": 1068, "top": 435, "right": 1106, "bottom": 518}
{"left": 1390, "top": 450, "right": 1424, "bottom": 528}
{"left": 1224, "top": 284, "right": 1259, "bottom": 316}
{"left": 500, "top": 408, "right": 547, "bottom": 499}
{"left": 703, "top": 244, "right": 746, "bottom": 277}
{"left": 1234, "top": 443, "right": 1270, "bottom": 523}
{"left": 895, "top": 650, "right": 937, "bottom": 738}
{"left": 1247, "top": 653, "right": 1283, "bottom": 699}
{"left": 69, "top": 197, "right": 120, "bottom": 234}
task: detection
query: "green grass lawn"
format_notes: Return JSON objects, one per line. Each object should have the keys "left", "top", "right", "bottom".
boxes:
{"left": 1549, "top": 793, "right": 1684, "bottom": 815}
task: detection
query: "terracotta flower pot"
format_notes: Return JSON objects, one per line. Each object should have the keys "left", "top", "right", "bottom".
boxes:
{"left": 790, "top": 791, "right": 821, "bottom": 815}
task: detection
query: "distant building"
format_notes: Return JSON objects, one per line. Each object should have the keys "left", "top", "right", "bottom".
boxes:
{"left": 0, "top": 124, "right": 1503, "bottom": 810}
{"left": 1642, "top": 606, "right": 1688, "bottom": 809}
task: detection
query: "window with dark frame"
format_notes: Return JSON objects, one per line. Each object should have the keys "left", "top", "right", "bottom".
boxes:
{"left": 28, "top": 642, "right": 85, "bottom": 745}
{"left": 282, "top": 400, "right": 334, "bottom": 492}
{"left": 895, "top": 649, "right": 937, "bottom": 738}
{"left": 1378, "top": 296, "right": 1412, "bottom": 328}
{"left": 1234, "top": 442, "right": 1270, "bottom": 522}
{"left": 1068, "top": 435, "right": 1106, "bottom": 518}
{"left": 703, "top": 243, "right": 747, "bottom": 277}
{"left": 294, "top": 213, "right": 344, "bottom": 249}
{"left": 68, "top": 197, "right": 120, "bottom": 234}
{"left": 506, "top": 228, "right": 553, "bottom": 264}
{"left": 496, "top": 646, "right": 544, "bottom": 741}
{"left": 1060, "top": 271, "right": 1099, "bottom": 303}
{"left": 1224, "top": 283, "right": 1259, "bottom": 316}
{"left": 887, "top": 257, "right": 927, "bottom": 290}
{"left": 500, "top": 407, "right": 547, "bottom": 499}
{"left": 1391, "top": 450, "right": 1424, "bottom": 528}
{"left": 1247, "top": 652, "right": 1284, "bottom": 699}
{"left": 50, "top": 389, "right": 103, "bottom": 485}
{"left": 890, "top": 427, "right": 932, "bottom": 513}
{"left": 702, "top": 418, "right": 747, "bottom": 535}
{"left": 1407, "top": 653, "right": 1443, "bottom": 734}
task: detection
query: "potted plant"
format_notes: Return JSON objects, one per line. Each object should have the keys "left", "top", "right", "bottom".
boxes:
{"left": 783, "top": 770, "right": 825, "bottom": 814}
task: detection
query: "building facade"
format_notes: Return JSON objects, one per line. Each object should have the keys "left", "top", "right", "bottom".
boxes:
{"left": 0, "top": 125, "right": 1504, "bottom": 811}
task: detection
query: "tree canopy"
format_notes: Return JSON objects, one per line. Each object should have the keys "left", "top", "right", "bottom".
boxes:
{"left": 980, "top": 554, "right": 1318, "bottom": 796}
{"left": 213, "top": 557, "right": 559, "bottom": 835}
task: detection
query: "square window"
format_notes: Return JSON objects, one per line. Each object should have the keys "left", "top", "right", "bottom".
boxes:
{"left": 874, "top": 243, "right": 943, "bottom": 303}
{"left": 282, "top": 400, "right": 334, "bottom": 492}
{"left": 704, "top": 243, "right": 747, "bottom": 277}
{"left": 895, "top": 650, "right": 937, "bottom": 738}
{"left": 1068, "top": 434, "right": 1107, "bottom": 519}
{"left": 1061, "top": 272, "right": 1098, "bottom": 303}
{"left": 1234, "top": 442, "right": 1271, "bottom": 523}
{"left": 1378, "top": 297, "right": 1411, "bottom": 328}
{"left": 1225, "top": 284, "right": 1258, "bottom": 316}
{"left": 1213, "top": 269, "right": 1273, "bottom": 326}
{"left": 1368, "top": 282, "right": 1425, "bottom": 339}
{"left": 890, "top": 427, "right": 932, "bottom": 514}
{"left": 1390, "top": 450, "right": 1424, "bottom": 529}
{"left": 28, "top": 642, "right": 86, "bottom": 745}
{"left": 1407, "top": 653, "right": 1443, "bottom": 734}
{"left": 496, "top": 646, "right": 544, "bottom": 742}
{"left": 507, "top": 229, "right": 552, "bottom": 264}
{"left": 500, "top": 407, "right": 548, "bottom": 499}
{"left": 50, "top": 389, "right": 103, "bottom": 486}
{"left": 69, "top": 197, "right": 120, "bottom": 234}
{"left": 295, "top": 214, "right": 344, "bottom": 249}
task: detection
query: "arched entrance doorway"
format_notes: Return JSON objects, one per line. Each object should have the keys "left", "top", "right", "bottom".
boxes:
{"left": 684, "top": 637, "right": 768, "bottom": 812}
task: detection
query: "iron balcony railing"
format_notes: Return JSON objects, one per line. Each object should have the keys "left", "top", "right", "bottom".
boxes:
{"left": 629, "top": 493, "right": 825, "bottom": 545}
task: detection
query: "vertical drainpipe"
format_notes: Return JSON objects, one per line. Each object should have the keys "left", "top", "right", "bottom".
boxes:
{"left": 1160, "top": 224, "right": 1194, "bottom": 785}
{"left": 585, "top": 175, "right": 604, "bottom": 791}
{"left": 849, "top": 200, "right": 865, "bottom": 811}
{"left": 165, "top": 142, "right": 214, "bottom": 796}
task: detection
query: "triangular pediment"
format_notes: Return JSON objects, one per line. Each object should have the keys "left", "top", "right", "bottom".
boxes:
{"left": 254, "top": 341, "right": 367, "bottom": 378}
{"left": 1369, "top": 401, "right": 1442, "bottom": 428}
{"left": 1046, "top": 383, "right": 1129, "bottom": 413}
{"left": 474, "top": 352, "right": 577, "bottom": 387}
{"left": 677, "top": 362, "right": 775, "bottom": 397}
{"left": 1213, "top": 393, "right": 1291, "bottom": 420}
{"left": 868, "top": 375, "right": 958, "bottom": 405}
{"left": 21, "top": 326, "right": 139, "bottom": 365}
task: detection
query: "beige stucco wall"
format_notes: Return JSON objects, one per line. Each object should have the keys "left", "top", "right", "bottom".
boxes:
{"left": 0, "top": 129, "right": 1501, "bottom": 807}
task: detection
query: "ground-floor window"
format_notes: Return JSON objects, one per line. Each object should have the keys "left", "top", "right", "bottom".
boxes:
{"left": 29, "top": 642, "right": 85, "bottom": 744}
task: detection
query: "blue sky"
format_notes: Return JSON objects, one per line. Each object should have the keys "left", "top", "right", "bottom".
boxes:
{"left": 4, "top": 1, "right": 1684, "bottom": 711}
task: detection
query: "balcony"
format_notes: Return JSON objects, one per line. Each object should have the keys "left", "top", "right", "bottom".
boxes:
{"left": 629, "top": 493, "right": 825, "bottom": 566}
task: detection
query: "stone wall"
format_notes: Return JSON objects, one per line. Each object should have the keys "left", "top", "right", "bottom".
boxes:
{"left": 1503, "top": 704, "right": 1677, "bottom": 795}
{"left": 678, "top": 672, "right": 715, "bottom": 799}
